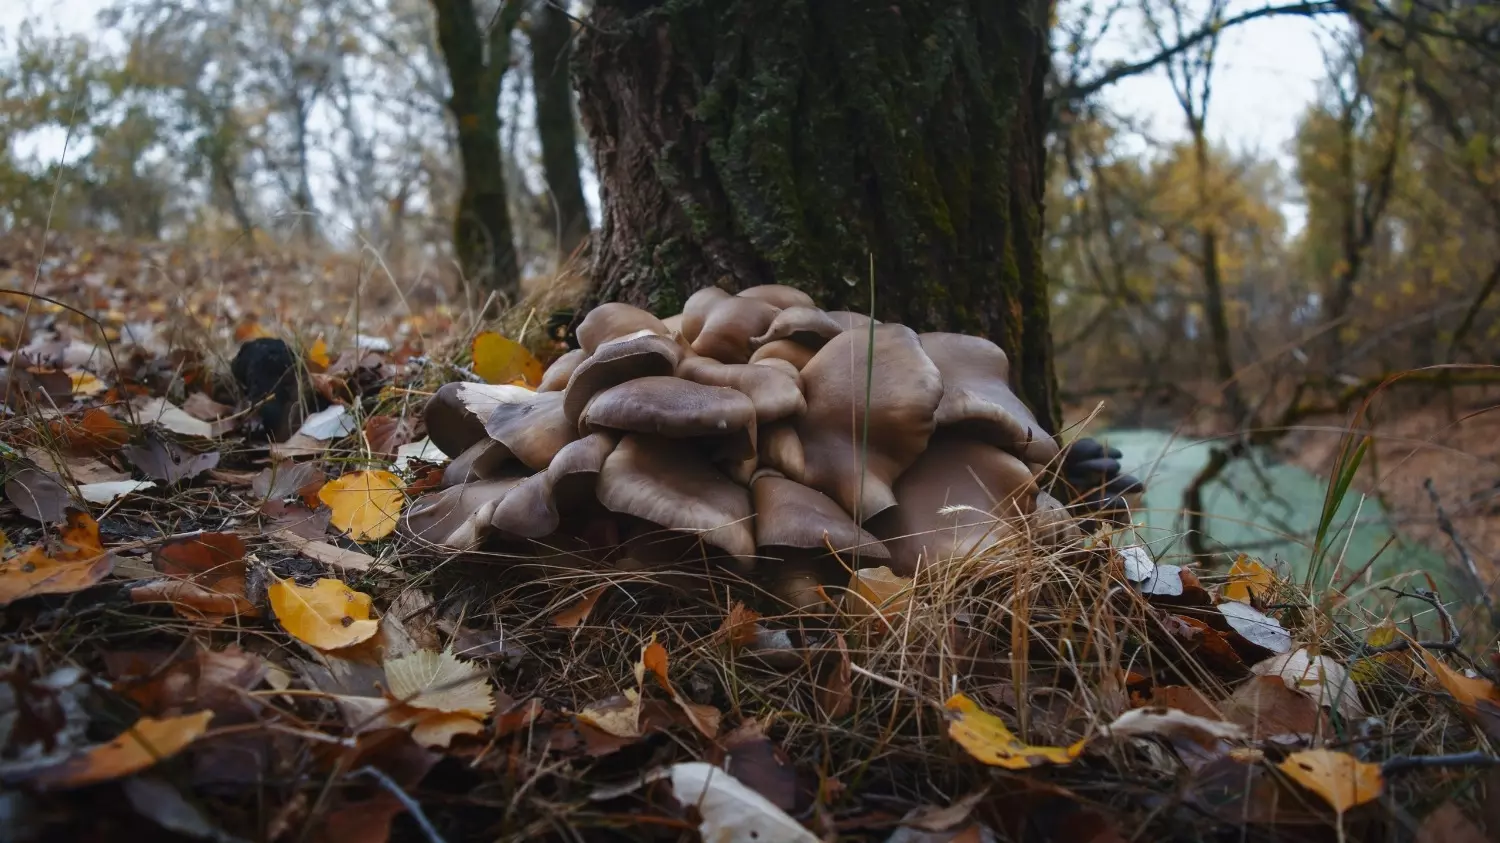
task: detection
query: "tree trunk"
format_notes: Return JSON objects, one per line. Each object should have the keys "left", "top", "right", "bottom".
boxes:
{"left": 1191, "top": 129, "right": 1247, "bottom": 426}
{"left": 528, "top": 0, "right": 591, "bottom": 260}
{"left": 573, "top": 0, "right": 1060, "bottom": 431}
{"left": 433, "top": 0, "right": 523, "bottom": 301}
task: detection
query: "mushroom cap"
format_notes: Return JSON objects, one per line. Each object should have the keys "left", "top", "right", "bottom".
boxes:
{"left": 562, "top": 331, "right": 683, "bottom": 424}
{"left": 796, "top": 325, "right": 943, "bottom": 522}
{"left": 873, "top": 432, "right": 1040, "bottom": 576}
{"left": 676, "top": 355, "right": 805, "bottom": 423}
{"left": 918, "top": 332, "right": 1059, "bottom": 464}
{"left": 752, "top": 473, "right": 888, "bottom": 559}
{"left": 538, "top": 348, "right": 588, "bottom": 393}
{"left": 1031, "top": 490, "right": 1082, "bottom": 546}
{"left": 660, "top": 313, "right": 685, "bottom": 335}
{"left": 484, "top": 389, "right": 577, "bottom": 470}
{"left": 749, "top": 339, "right": 818, "bottom": 370}
{"left": 758, "top": 420, "right": 806, "bottom": 482}
{"left": 750, "top": 306, "right": 845, "bottom": 350}
{"left": 691, "top": 296, "right": 780, "bottom": 364}
{"left": 442, "top": 438, "right": 514, "bottom": 486}
{"left": 576, "top": 303, "right": 669, "bottom": 355}
{"left": 680, "top": 287, "right": 732, "bottom": 344}
{"left": 547, "top": 431, "right": 617, "bottom": 508}
{"left": 579, "top": 376, "right": 757, "bottom": 461}
{"left": 488, "top": 471, "right": 558, "bottom": 539}
{"left": 596, "top": 434, "right": 754, "bottom": 562}
{"left": 424, "top": 381, "right": 528, "bottom": 457}
{"left": 736, "top": 284, "right": 815, "bottom": 309}
{"left": 404, "top": 476, "right": 526, "bottom": 549}
{"left": 824, "top": 311, "right": 879, "bottom": 332}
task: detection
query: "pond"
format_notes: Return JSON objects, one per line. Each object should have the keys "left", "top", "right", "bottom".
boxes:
{"left": 1098, "top": 428, "right": 1454, "bottom": 595}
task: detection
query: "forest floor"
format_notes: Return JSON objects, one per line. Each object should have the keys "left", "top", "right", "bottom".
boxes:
{"left": 2, "top": 231, "right": 1498, "bottom": 842}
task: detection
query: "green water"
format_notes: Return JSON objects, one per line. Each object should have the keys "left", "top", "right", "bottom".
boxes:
{"left": 1100, "top": 429, "right": 1453, "bottom": 593}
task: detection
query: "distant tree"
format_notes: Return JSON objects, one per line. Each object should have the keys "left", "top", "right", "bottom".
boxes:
{"left": 431, "top": 0, "right": 523, "bottom": 301}
{"left": 527, "top": 0, "right": 589, "bottom": 260}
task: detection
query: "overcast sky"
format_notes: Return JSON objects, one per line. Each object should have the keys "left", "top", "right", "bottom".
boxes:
{"left": 3, "top": 0, "right": 1341, "bottom": 232}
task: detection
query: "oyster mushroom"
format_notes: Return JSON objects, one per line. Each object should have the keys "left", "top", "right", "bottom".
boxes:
{"left": 873, "top": 433, "right": 1041, "bottom": 576}
{"left": 750, "top": 339, "right": 818, "bottom": 370}
{"left": 576, "top": 303, "right": 670, "bottom": 354}
{"left": 797, "top": 325, "right": 943, "bottom": 522}
{"left": 442, "top": 438, "right": 514, "bottom": 485}
{"left": 424, "top": 381, "right": 533, "bottom": 457}
{"left": 596, "top": 434, "right": 755, "bottom": 563}
{"left": 758, "top": 421, "right": 806, "bottom": 482}
{"left": 918, "top": 332, "right": 1059, "bottom": 464}
{"left": 404, "top": 476, "right": 527, "bottom": 549}
{"left": 562, "top": 330, "right": 683, "bottom": 424}
{"left": 749, "top": 306, "right": 845, "bottom": 350}
{"left": 692, "top": 296, "right": 780, "bottom": 364}
{"left": 736, "top": 284, "right": 815, "bottom": 309}
{"left": 676, "top": 355, "right": 805, "bottom": 423}
{"left": 579, "top": 376, "right": 757, "bottom": 462}
{"left": 538, "top": 348, "right": 588, "bottom": 392}
{"left": 484, "top": 389, "right": 576, "bottom": 470}
{"left": 680, "top": 287, "right": 733, "bottom": 344}
{"left": 489, "top": 432, "right": 617, "bottom": 538}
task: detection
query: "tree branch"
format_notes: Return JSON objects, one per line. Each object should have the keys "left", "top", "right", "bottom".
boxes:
{"left": 1063, "top": 2, "right": 1343, "bottom": 102}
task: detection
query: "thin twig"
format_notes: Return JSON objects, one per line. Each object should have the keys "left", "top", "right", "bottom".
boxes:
{"left": 1423, "top": 478, "right": 1497, "bottom": 621}
{"left": 353, "top": 766, "right": 447, "bottom": 843}
{"left": 1358, "top": 587, "right": 1461, "bottom": 656}
{"left": 1382, "top": 751, "right": 1500, "bottom": 777}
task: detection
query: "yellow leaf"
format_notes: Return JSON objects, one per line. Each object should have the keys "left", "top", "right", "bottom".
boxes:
{"left": 269, "top": 577, "right": 380, "bottom": 650}
{"left": 33, "top": 711, "right": 214, "bottom": 789}
{"left": 0, "top": 512, "right": 113, "bottom": 606}
{"left": 1278, "top": 750, "right": 1383, "bottom": 812}
{"left": 1222, "top": 555, "right": 1275, "bottom": 603}
{"left": 845, "top": 566, "right": 912, "bottom": 616}
{"left": 307, "top": 337, "right": 331, "bottom": 370}
{"left": 472, "top": 331, "right": 543, "bottom": 386}
{"left": 318, "top": 470, "right": 404, "bottom": 540}
{"left": 68, "top": 371, "right": 106, "bottom": 397}
{"left": 408, "top": 710, "right": 485, "bottom": 748}
{"left": 944, "top": 693, "right": 1085, "bottom": 770}
{"left": 578, "top": 689, "right": 643, "bottom": 738}
{"left": 1350, "top": 621, "right": 1402, "bottom": 684}
{"left": 1419, "top": 647, "right": 1500, "bottom": 717}
{"left": 384, "top": 649, "right": 495, "bottom": 717}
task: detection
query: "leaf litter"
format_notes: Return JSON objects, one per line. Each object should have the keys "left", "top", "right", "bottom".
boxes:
{"left": 0, "top": 239, "right": 1495, "bottom": 841}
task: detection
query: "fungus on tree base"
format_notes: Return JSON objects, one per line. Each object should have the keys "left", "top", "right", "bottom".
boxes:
{"left": 409, "top": 290, "right": 1142, "bottom": 604}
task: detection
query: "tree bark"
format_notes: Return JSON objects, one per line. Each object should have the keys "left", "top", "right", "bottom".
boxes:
{"left": 433, "top": 0, "right": 523, "bottom": 301}
{"left": 528, "top": 0, "right": 591, "bottom": 259}
{"left": 573, "top": 0, "right": 1060, "bottom": 431}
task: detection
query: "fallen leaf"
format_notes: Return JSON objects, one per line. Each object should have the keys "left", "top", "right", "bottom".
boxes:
{"left": 131, "top": 579, "right": 258, "bottom": 621}
{"left": 1417, "top": 802, "right": 1489, "bottom": 843}
{"left": 1218, "top": 600, "right": 1293, "bottom": 654}
{"left": 1223, "top": 675, "right": 1325, "bottom": 737}
{"left": 408, "top": 710, "right": 485, "bottom": 748}
{"left": 1419, "top": 648, "right": 1500, "bottom": 738}
{"left": 1145, "top": 685, "right": 1220, "bottom": 720}
{"left": 4, "top": 467, "right": 72, "bottom": 522}
{"left": 251, "top": 461, "right": 326, "bottom": 502}
{"left": 181, "top": 392, "right": 235, "bottom": 424}
{"left": 551, "top": 585, "right": 607, "bottom": 628}
{"left": 319, "top": 470, "right": 404, "bottom": 541}
{"left": 122, "top": 775, "right": 224, "bottom": 840}
{"left": 132, "top": 396, "right": 214, "bottom": 438}
{"left": 1251, "top": 649, "right": 1364, "bottom": 720}
{"left": 269, "top": 577, "right": 380, "bottom": 650}
{"left": 667, "top": 762, "right": 819, "bottom": 843}
{"left": 720, "top": 720, "right": 798, "bottom": 812}
{"left": 394, "top": 437, "right": 449, "bottom": 470}
{"left": 472, "top": 331, "right": 544, "bottom": 386}
{"left": 298, "top": 404, "right": 356, "bottom": 440}
{"left": 55, "top": 408, "right": 130, "bottom": 453}
{"left": 0, "top": 511, "right": 113, "bottom": 606}
{"left": 154, "top": 532, "right": 247, "bottom": 581}
{"left": 1277, "top": 749, "right": 1382, "bottom": 813}
{"left": 643, "top": 638, "right": 721, "bottom": 738}
{"left": 944, "top": 693, "right": 1085, "bottom": 770}
{"left": 845, "top": 566, "right": 911, "bottom": 616}
{"left": 269, "top": 529, "right": 376, "bottom": 572}
{"left": 122, "top": 437, "right": 221, "bottom": 484}
{"left": 578, "top": 690, "right": 644, "bottom": 739}
{"left": 813, "top": 633, "right": 853, "bottom": 719}
{"left": 1119, "top": 544, "right": 1156, "bottom": 583}
{"left": 31, "top": 711, "right": 214, "bottom": 789}
{"left": 67, "top": 370, "right": 106, "bottom": 397}
{"left": 1105, "top": 706, "right": 1246, "bottom": 743}
{"left": 363, "top": 415, "right": 416, "bottom": 457}
{"left": 1222, "top": 556, "right": 1275, "bottom": 603}
{"left": 77, "top": 479, "right": 156, "bottom": 504}
{"left": 718, "top": 601, "right": 763, "bottom": 649}
{"left": 1140, "top": 563, "right": 1185, "bottom": 597}
{"left": 307, "top": 337, "right": 331, "bottom": 370}
{"left": 384, "top": 649, "right": 495, "bottom": 717}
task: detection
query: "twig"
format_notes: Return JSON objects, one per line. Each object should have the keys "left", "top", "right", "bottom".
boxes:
{"left": 1423, "top": 478, "right": 1498, "bottom": 621}
{"left": 353, "top": 766, "right": 447, "bottom": 843}
{"left": 1358, "top": 587, "right": 1461, "bottom": 656}
{"left": 1381, "top": 751, "right": 1500, "bottom": 777}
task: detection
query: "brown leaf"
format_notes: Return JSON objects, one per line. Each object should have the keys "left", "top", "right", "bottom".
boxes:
{"left": 551, "top": 585, "right": 607, "bottom": 628}
{"left": 1146, "top": 685, "right": 1220, "bottom": 720}
{"left": 813, "top": 633, "right": 853, "bottom": 719}
{"left": 643, "top": 638, "right": 721, "bottom": 738}
{"left": 718, "top": 601, "right": 764, "bottom": 649}
{"left": 4, "top": 467, "right": 72, "bottom": 523}
{"left": 721, "top": 720, "right": 799, "bottom": 811}
{"left": 1222, "top": 675, "right": 1326, "bottom": 737}
{"left": 251, "top": 461, "right": 326, "bottom": 502}
{"left": 131, "top": 579, "right": 258, "bottom": 621}
{"left": 123, "top": 436, "right": 221, "bottom": 484}
{"left": 315, "top": 793, "right": 406, "bottom": 843}
{"left": 0, "top": 510, "right": 113, "bottom": 605}
{"left": 53, "top": 408, "right": 129, "bottom": 453}
{"left": 364, "top": 415, "right": 416, "bottom": 457}
{"left": 1418, "top": 802, "right": 1488, "bottom": 843}
{"left": 154, "top": 532, "right": 247, "bottom": 581}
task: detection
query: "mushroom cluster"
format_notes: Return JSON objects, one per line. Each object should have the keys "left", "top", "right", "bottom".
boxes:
{"left": 408, "top": 286, "right": 1115, "bottom": 605}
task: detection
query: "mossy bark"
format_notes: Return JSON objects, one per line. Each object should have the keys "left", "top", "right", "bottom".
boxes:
{"left": 574, "top": 0, "right": 1060, "bottom": 430}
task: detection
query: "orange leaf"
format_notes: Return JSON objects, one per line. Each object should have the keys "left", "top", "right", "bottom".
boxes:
{"left": 269, "top": 577, "right": 380, "bottom": 650}
{"left": 471, "top": 332, "right": 543, "bottom": 386}
{"left": 1222, "top": 555, "right": 1275, "bottom": 603}
{"left": 944, "top": 693, "right": 1085, "bottom": 770}
{"left": 0, "top": 511, "right": 112, "bottom": 606}
{"left": 307, "top": 337, "right": 331, "bottom": 370}
{"left": 642, "top": 637, "right": 719, "bottom": 738}
{"left": 318, "top": 470, "right": 404, "bottom": 540}
{"left": 551, "top": 585, "right": 607, "bottom": 628}
{"left": 32, "top": 711, "right": 214, "bottom": 789}
{"left": 1277, "top": 750, "right": 1383, "bottom": 812}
